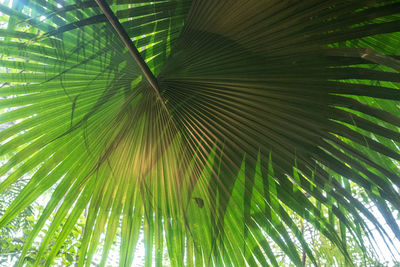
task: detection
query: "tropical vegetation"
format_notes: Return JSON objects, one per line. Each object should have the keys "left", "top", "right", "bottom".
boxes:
{"left": 1, "top": 0, "right": 400, "bottom": 266}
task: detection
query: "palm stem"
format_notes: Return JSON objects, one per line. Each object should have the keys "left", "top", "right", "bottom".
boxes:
{"left": 94, "top": 0, "right": 160, "bottom": 94}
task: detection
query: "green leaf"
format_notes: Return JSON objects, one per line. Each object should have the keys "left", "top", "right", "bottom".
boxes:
{"left": 1, "top": 0, "right": 400, "bottom": 266}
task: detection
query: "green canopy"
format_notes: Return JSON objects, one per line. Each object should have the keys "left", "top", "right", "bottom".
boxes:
{"left": 1, "top": 0, "right": 400, "bottom": 266}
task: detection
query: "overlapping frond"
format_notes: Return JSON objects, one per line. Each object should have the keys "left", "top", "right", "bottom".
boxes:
{"left": 1, "top": 0, "right": 400, "bottom": 266}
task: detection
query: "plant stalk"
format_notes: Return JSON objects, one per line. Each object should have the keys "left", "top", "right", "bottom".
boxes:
{"left": 94, "top": 0, "right": 160, "bottom": 94}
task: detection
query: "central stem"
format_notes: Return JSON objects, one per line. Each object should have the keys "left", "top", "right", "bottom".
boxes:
{"left": 95, "top": 0, "right": 161, "bottom": 95}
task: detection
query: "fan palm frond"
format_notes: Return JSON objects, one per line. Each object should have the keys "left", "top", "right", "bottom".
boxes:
{"left": 1, "top": 0, "right": 400, "bottom": 266}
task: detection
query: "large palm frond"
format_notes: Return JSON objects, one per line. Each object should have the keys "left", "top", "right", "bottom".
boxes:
{"left": 1, "top": 0, "right": 400, "bottom": 266}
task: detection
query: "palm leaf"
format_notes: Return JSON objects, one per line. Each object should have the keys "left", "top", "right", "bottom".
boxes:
{"left": 1, "top": 0, "right": 400, "bottom": 266}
